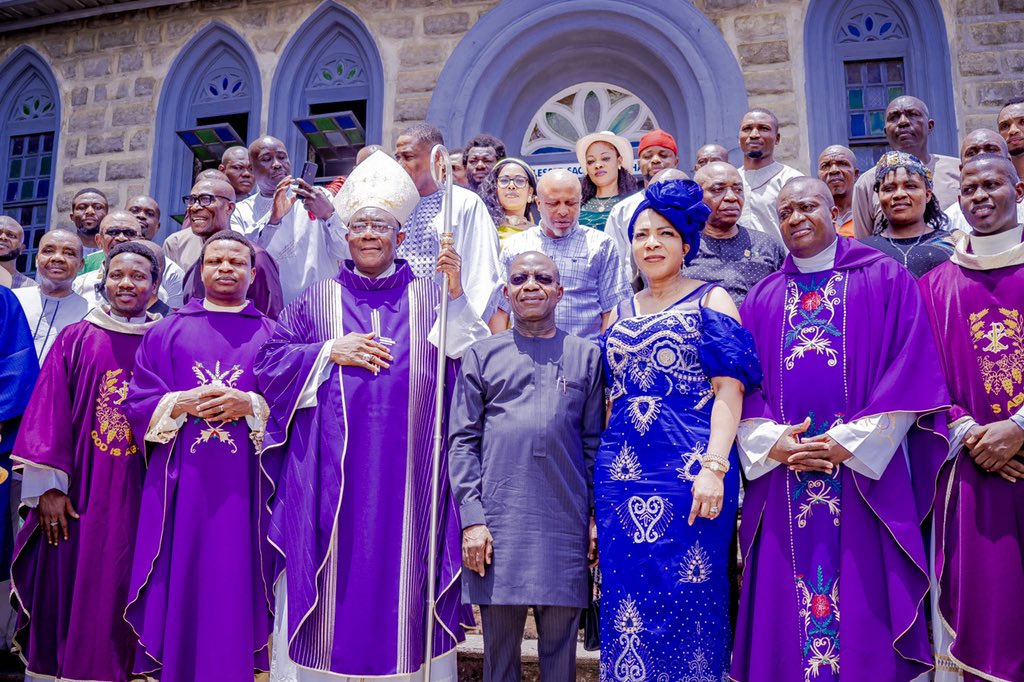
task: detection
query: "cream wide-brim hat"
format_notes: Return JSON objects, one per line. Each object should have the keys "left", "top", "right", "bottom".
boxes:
{"left": 332, "top": 150, "right": 420, "bottom": 226}
{"left": 575, "top": 130, "right": 634, "bottom": 173}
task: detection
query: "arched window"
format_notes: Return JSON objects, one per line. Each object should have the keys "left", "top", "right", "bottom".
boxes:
{"left": 268, "top": 2, "right": 384, "bottom": 181}
{"left": 804, "top": 0, "right": 957, "bottom": 171}
{"left": 151, "top": 21, "right": 261, "bottom": 233}
{"left": 0, "top": 47, "right": 60, "bottom": 276}
{"left": 523, "top": 82, "right": 659, "bottom": 170}
{"left": 429, "top": 0, "right": 748, "bottom": 173}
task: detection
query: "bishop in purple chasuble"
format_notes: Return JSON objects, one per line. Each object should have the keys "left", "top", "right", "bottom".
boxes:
{"left": 123, "top": 299, "right": 276, "bottom": 680}
{"left": 255, "top": 260, "right": 473, "bottom": 678}
{"left": 10, "top": 308, "right": 159, "bottom": 681}
{"left": 732, "top": 237, "right": 949, "bottom": 682}
{"left": 919, "top": 236, "right": 1024, "bottom": 682}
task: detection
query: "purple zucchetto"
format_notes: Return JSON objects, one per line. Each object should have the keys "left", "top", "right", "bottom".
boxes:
{"left": 628, "top": 179, "right": 712, "bottom": 266}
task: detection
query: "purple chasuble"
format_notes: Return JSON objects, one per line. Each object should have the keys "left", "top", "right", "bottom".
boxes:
{"left": 255, "top": 260, "right": 466, "bottom": 677}
{"left": 10, "top": 311, "right": 154, "bottom": 682}
{"left": 920, "top": 253, "right": 1024, "bottom": 682}
{"left": 123, "top": 300, "right": 276, "bottom": 679}
{"left": 733, "top": 238, "right": 949, "bottom": 682}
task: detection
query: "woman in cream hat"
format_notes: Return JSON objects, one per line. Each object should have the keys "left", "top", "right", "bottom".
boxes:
{"left": 575, "top": 130, "right": 639, "bottom": 231}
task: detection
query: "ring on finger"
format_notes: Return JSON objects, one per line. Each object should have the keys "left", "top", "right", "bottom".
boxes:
{"left": 362, "top": 353, "right": 373, "bottom": 364}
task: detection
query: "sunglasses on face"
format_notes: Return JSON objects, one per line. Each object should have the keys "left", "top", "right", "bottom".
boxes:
{"left": 103, "top": 228, "right": 142, "bottom": 238}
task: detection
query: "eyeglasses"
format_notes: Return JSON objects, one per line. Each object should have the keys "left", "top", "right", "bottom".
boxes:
{"left": 102, "top": 228, "right": 142, "bottom": 238}
{"left": 497, "top": 175, "right": 529, "bottom": 189}
{"left": 349, "top": 220, "right": 396, "bottom": 235}
{"left": 508, "top": 272, "right": 556, "bottom": 286}
{"left": 182, "top": 194, "right": 231, "bottom": 208}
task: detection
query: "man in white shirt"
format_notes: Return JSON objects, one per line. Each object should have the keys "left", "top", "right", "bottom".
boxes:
{"left": 394, "top": 123, "right": 501, "bottom": 321}
{"left": 736, "top": 108, "right": 803, "bottom": 245}
{"left": 14, "top": 228, "right": 89, "bottom": 363}
{"left": 230, "top": 135, "right": 348, "bottom": 304}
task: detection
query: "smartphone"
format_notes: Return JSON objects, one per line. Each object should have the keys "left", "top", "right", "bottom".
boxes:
{"left": 291, "top": 161, "right": 317, "bottom": 193}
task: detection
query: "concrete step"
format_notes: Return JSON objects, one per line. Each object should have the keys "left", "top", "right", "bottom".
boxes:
{"left": 457, "top": 633, "right": 600, "bottom": 682}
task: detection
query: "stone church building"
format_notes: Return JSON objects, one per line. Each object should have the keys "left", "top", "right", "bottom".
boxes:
{"left": 0, "top": 0, "right": 1018, "bottom": 274}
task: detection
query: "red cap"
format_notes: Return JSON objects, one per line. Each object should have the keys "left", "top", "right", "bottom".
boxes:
{"left": 638, "top": 129, "right": 677, "bottom": 155}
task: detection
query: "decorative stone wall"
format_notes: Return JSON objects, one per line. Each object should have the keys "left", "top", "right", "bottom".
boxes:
{"left": 947, "top": 0, "right": 1024, "bottom": 136}
{"left": 0, "top": 0, "right": 1016, "bottom": 232}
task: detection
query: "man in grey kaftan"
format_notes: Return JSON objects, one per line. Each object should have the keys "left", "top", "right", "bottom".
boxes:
{"left": 449, "top": 252, "right": 603, "bottom": 681}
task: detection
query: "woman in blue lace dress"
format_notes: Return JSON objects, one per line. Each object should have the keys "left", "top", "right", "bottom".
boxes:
{"left": 595, "top": 180, "right": 761, "bottom": 682}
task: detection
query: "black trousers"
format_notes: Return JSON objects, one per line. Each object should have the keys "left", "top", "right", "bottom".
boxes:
{"left": 478, "top": 604, "right": 580, "bottom": 682}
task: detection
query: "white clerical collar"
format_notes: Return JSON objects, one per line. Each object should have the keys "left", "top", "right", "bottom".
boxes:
{"left": 109, "top": 311, "right": 148, "bottom": 324}
{"left": 970, "top": 225, "right": 1024, "bottom": 256}
{"left": 202, "top": 298, "right": 248, "bottom": 313}
{"left": 792, "top": 237, "right": 838, "bottom": 273}
{"left": 354, "top": 262, "right": 396, "bottom": 279}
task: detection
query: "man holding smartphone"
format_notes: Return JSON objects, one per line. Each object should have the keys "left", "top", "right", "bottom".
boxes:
{"left": 230, "top": 135, "right": 349, "bottom": 304}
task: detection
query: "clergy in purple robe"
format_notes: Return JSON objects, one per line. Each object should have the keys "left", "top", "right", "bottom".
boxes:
{"left": 732, "top": 177, "right": 949, "bottom": 682}
{"left": 919, "top": 154, "right": 1024, "bottom": 682}
{"left": 124, "top": 230, "right": 275, "bottom": 680}
{"left": 11, "top": 242, "right": 163, "bottom": 681}
{"left": 180, "top": 176, "right": 284, "bottom": 318}
{"left": 256, "top": 152, "right": 489, "bottom": 681}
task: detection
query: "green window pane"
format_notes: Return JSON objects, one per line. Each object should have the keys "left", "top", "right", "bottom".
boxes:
{"left": 307, "top": 133, "right": 328, "bottom": 149}
{"left": 193, "top": 147, "right": 213, "bottom": 162}
{"left": 848, "top": 89, "right": 864, "bottom": 110}
{"left": 40, "top": 156, "right": 51, "bottom": 176}
{"left": 196, "top": 129, "right": 218, "bottom": 145}
{"left": 315, "top": 118, "right": 339, "bottom": 132}
{"left": 345, "top": 129, "right": 365, "bottom": 144}
{"left": 870, "top": 111, "right": 886, "bottom": 135}
{"left": 20, "top": 181, "right": 34, "bottom": 200}
{"left": 9, "top": 159, "right": 22, "bottom": 178}
{"left": 887, "top": 86, "right": 904, "bottom": 102}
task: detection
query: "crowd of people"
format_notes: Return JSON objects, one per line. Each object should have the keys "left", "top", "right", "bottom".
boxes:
{"left": 0, "top": 91, "right": 1021, "bottom": 682}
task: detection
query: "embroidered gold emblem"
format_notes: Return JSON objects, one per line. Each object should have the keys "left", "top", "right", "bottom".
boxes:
{"left": 970, "top": 307, "right": 1024, "bottom": 414}
{"left": 91, "top": 369, "right": 137, "bottom": 457}
{"left": 189, "top": 361, "right": 245, "bottom": 453}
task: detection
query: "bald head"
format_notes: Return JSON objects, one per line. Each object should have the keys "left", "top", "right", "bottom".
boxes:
{"left": 196, "top": 169, "right": 229, "bottom": 183}
{"left": 127, "top": 194, "right": 161, "bottom": 239}
{"left": 695, "top": 144, "right": 729, "bottom": 171}
{"left": 960, "top": 128, "right": 1008, "bottom": 164}
{"left": 96, "top": 209, "right": 143, "bottom": 254}
{"left": 651, "top": 168, "right": 690, "bottom": 184}
{"left": 817, "top": 145, "right": 859, "bottom": 203}
{"left": 250, "top": 135, "right": 291, "bottom": 194}
{"left": 505, "top": 250, "right": 563, "bottom": 328}
{"left": 0, "top": 216, "right": 24, "bottom": 265}
{"left": 188, "top": 178, "right": 236, "bottom": 236}
{"left": 357, "top": 144, "right": 385, "bottom": 165}
{"left": 536, "top": 170, "right": 582, "bottom": 237}
{"left": 219, "top": 145, "right": 254, "bottom": 197}
{"left": 779, "top": 177, "right": 835, "bottom": 209}
{"left": 885, "top": 96, "right": 934, "bottom": 157}
{"left": 693, "top": 161, "right": 739, "bottom": 187}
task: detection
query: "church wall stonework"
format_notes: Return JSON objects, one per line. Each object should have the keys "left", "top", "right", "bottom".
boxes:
{"left": 0, "top": 0, "right": 1018, "bottom": 233}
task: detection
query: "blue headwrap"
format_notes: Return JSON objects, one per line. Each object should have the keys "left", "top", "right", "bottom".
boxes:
{"left": 627, "top": 179, "right": 711, "bottom": 266}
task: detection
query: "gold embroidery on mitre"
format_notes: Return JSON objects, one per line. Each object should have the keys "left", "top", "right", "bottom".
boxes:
{"left": 91, "top": 368, "right": 138, "bottom": 456}
{"left": 970, "top": 307, "right": 1024, "bottom": 414}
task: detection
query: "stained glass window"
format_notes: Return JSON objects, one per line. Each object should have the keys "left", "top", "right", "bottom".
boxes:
{"left": 844, "top": 58, "right": 905, "bottom": 170}
{"left": 293, "top": 109, "right": 366, "bottom": 179}
{"left": 5, "top": 132, "right": 54, "bottom": 275}
{"left": 175, "top": 123, "right": 245, "bottom": 168}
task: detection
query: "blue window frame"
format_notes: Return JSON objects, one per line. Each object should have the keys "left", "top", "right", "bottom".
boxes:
{"left": 804, "top": 0, "right": 957, "bottom": 171}
{"left": 151, "top": 22, "right": 261, "bottom": 238}
{"left": 0, "top": 47, "right": 60, "bottom": 277}
{"left": 268, "top": 2, "right": 384, "bottom": 181}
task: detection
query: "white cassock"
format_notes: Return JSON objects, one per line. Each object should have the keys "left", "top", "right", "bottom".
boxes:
{"left": 397, "top": 185, "right": 501, "bottom": 322}
{"left": 737, "top": 161, "right": 803, "bottom": 247}
{"left": 603, "top": 191, "right": 645, "bottom": 285}
{"left": 231, "top": 190, "right": 349, "bottom": 304}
